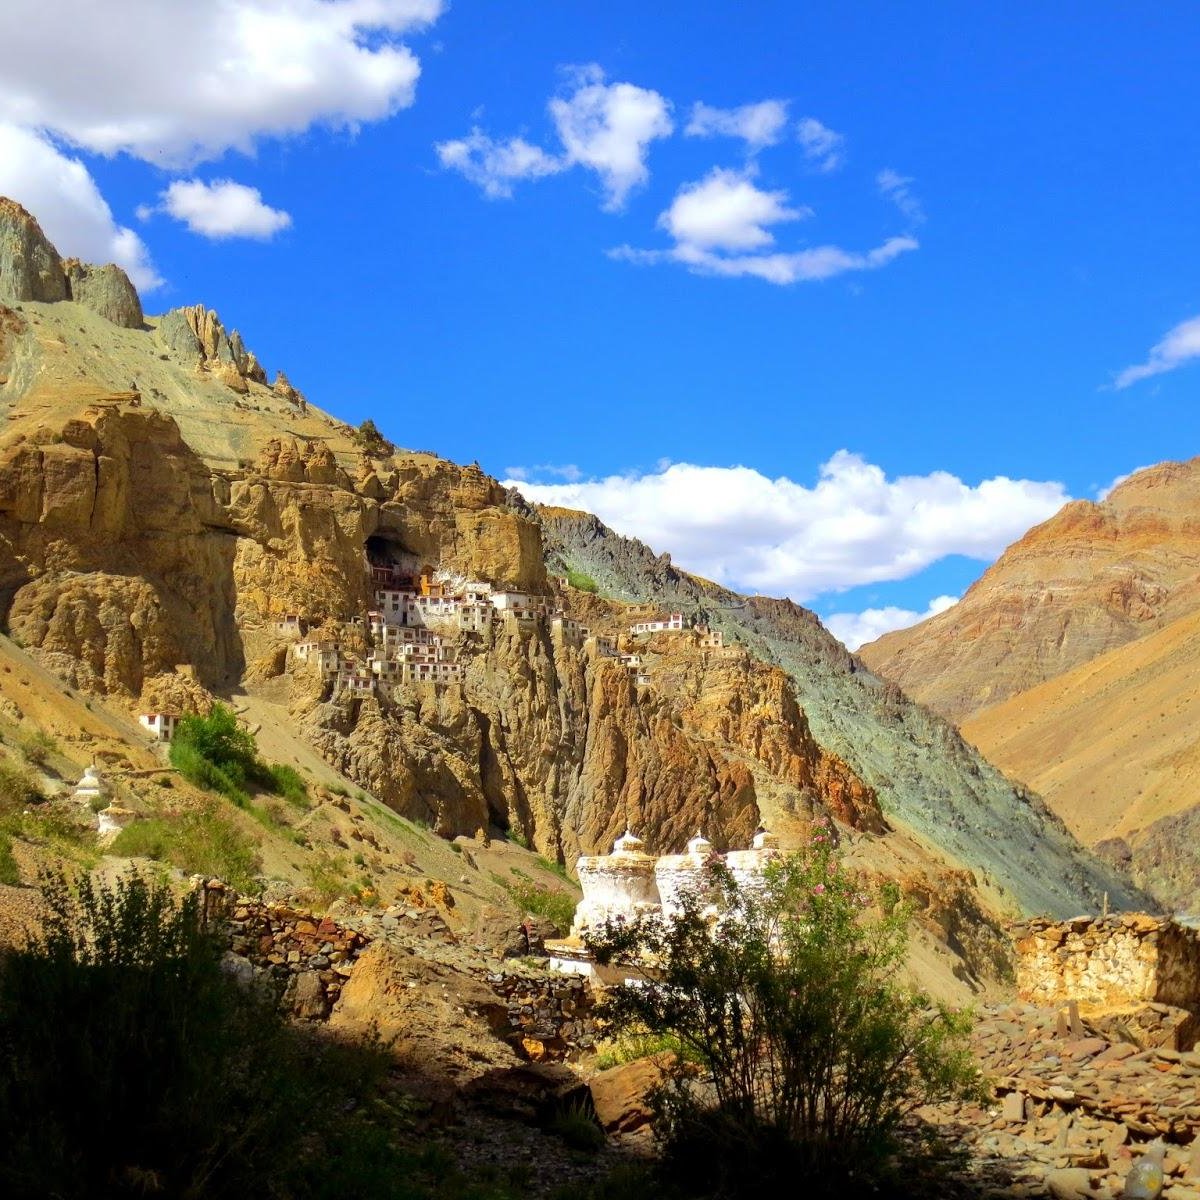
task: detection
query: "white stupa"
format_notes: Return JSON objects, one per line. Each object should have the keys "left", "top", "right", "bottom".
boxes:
{"left": 72, "top": 765, "right": 108, "bottom": 808}
{"left": 571, "top": 829, "right": 660, "bottom": 937}
{"left": 655, "top": 831, "right": 717, "bottom": 920}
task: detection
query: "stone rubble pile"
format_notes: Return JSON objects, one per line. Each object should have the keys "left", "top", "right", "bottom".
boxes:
{"left": 921, "top": 1001, "right": 1200, "bottom": 1199}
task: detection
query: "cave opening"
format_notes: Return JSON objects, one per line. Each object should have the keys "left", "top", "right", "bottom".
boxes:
{"left": 365, "top": 534, "right": 421, "bottom": 584}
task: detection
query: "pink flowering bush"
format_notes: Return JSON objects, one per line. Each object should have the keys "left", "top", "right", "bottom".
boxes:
{"left": 585, "top": 827, "right": 981, "bottom": 1197}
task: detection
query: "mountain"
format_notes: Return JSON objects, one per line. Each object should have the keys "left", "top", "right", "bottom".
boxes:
{"left": 0, "top": 198, "right": 1145, "bottom": 991}
{"left": 961, "top": 605, "right": 1200, "bottom": 847}
{"left": 859, "top": 460, "right": 1200, "bottom": 724}
{"left": 858, "top": 458, "right": 1200, "bottom": 910}
{"left": 532, "top": 506, "right": 1143, "bottom": 919}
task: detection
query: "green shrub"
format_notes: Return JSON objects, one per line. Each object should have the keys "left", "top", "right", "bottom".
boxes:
{"left": 17, "top": 730, "right": 57, "bottom": 768}
{"left": 586, "top": 831, "right": 983, "bottom": 1197}
{"left": 170, "top": 740, "right": 250, "bottom": 805}
{"left": 171, "top": 705, "right": 307, "bottom": 811}
{"left": 0, "top": 835, "right": 17, "bottom": 886}
{"left": 565, "top": 567, "right": 599, "bottom": 594}
{"left": 0, "top": 759, "right": 43, "bottom": 813}
{"left": 505, "top": 879, "right": 578, "bottom": 935}
{"left": 268, "top": 763, "right": 309, "bottom": 807}
{"left": 354, "top": 418, "right": 394, "bottom": 456}
{"left": 593, "top": 1029, "right": 691, "bottom": 1070}
{"left": 305, "top": 851, "right": 350, "bottom": 905}
{"left": 549, "top": 1100, "right": 605, "bottom": 1153}
{"left": 111, "top": 804, "right": 261, "bottom": 893}
{"left": 0, "top": 871, "right": 395, "bottom": 1198}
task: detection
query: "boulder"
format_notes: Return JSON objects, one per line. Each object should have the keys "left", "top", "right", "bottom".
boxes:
{"left": 588, "top": 1054, "right": 671, "bottom": 1134}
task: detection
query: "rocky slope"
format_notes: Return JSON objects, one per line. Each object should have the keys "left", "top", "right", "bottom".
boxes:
{"left": 531, "top": 506, "right": 1145, "bottom": 918}
{"left": 859, "top": 460, "right": 1200, "bottom": 724}
{"left": 0, "top": 196, "right": 1144, "bottom": 946}
{"left": 961, "top": 606, "right": 1200, "bottom": 848}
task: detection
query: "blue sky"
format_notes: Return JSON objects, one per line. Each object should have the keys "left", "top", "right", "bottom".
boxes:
{"left": 1, "top": 2, "right": 1198, "bottom": 646}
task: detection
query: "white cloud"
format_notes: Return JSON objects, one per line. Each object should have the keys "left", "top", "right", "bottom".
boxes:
{"left": 877, "top": 168, "right": 924, "bottom": 226}
{"left": 0, "top": 122, "right": 161, "bottom": 290}
{"left": 796, "top": 117, "right": 845, "bottom": 172}
{"left": 0, "top": 0, "right": 442, "bottom": 167}
{"left": 435, "top": 130, "right": 565, "bottom": 199}
{"left": 657, "top": 168, "right": 807, "bottom": 252}
{"left": 439, "top": 65, "right": 672, "bottom": 210}
{"left": 506, "top": 452, "right": 1070, "bottom": 601}
{"left": 1113, "top": 314, "right": 1200, "bottom": 389}
{"left": 824, "top": 594, "right": 958, "bottom": 652}
{"left": 147, "top": 179, "right": 292, "bottom": 240}
{"left": 612, "top": 233, "right": 918, "bottom": 285}
{"left": 614, "top": 159, "right": 918, "bottom": 285}
{"left": 548, "top": 65, "right": 674, "bottom": 210}
{"left": 685, "top": 100, "right": 789, "bottom": 150}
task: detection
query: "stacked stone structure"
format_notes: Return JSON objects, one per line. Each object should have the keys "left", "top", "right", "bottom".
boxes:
{"left": 1013, "top": 914, "right": 1200, "bottom": 1012}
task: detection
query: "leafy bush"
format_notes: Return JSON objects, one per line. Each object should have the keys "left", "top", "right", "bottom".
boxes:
{"left": 17, "top": 730, "right": 57, "bottom": 768}
{"left": 565, "top": 567, "right": 599, "bottom": 594}
{"left": 586, "top": 831, "right": 982, "bottom": 1197}
{"left": 505, "top": 878, "right": 578, "bottom": 935}
{"left": 0, "top": 759, "right": 43, "bottom": 812}
{"left": 0, "top": 871, "right": 394, "bottom": 1199}
{"left": 170, "top": 739, "right": 250, "bottom": 804}
{"left": 355, "top": 418, "right": 394, "bottom": 456}
{"left": 170, "top": 705, "right": 307, "bottom": 811}
{"left": 111, "top": 804, "right": 262, "bottom": 893}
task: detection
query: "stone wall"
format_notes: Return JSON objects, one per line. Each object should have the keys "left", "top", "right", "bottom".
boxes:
{"left": 1013, "top": 914, "right": 1200, "bottom": 1011}
{"left": 200, "top": 880, "right": 370, "bottom": 1020}
{"left": 488, "top": 970, "right": 598, "bottom": 1062}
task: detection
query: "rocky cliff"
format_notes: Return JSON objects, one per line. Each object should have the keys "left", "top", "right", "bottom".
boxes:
{"left": 0, "top": 199, "right": 141, "bottom": 327}
{"left": 859, "top": 459, "right": 1200, "bottom": 724}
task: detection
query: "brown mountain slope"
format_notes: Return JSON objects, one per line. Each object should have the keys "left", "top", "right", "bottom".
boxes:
{"left": 961, "top": 605, "right": 1200, "bottom": 846}
{"left": 858, "top": 458, "right": 1200, "bottom": 724}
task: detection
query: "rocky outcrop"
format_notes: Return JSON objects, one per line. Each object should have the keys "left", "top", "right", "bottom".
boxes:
{"left": 859, "top": 458, "right": 1200, "bottom": 724}
{"left": 0, "top": 198, "right": 68, "bottom": 304}
{"left": 0, "top": 198, "right": 141, "bottom": 327}
{"left": 158, "top": 304, "right": 268, "bottom": 389}
{"left": 295, "top": 618, "right": 880, "bottom": 865}
{"left": 62, "top": 258, "right": 143, "bottom": 329}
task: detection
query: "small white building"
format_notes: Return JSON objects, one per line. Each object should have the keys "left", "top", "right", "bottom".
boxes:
{"left": 551, "top": 615, "right": 587, "bottom": 645}
{"left": 587, "top": 635, "right": 617, "bottom": 658}
{"left": 139, "top": 712, "right": 179, "bottom": 742}
{"left": 273, "top": 614, "right": 304, "bottom": 639}
{"left": 630, "top": 612, "right": 688, "bottom": 636}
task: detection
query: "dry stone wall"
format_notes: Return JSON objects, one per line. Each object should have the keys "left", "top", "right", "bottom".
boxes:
{"left": 201, "top": 881, "right": 370, "bottom": 1019}
{"left": 1014, "top": 914, "right": 1200, "bottom": 1011}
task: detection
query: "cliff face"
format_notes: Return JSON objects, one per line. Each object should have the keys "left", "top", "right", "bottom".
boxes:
{"left": 295, "top": 625, "right": 881, "bottom": 863}
{"left": 533, "top": 506, "right": 1146, "bottom": 918}
{"left": 858, "top": 459, "right": 1200, "bottom": 724}
{"left": 0, "top": 393, "right": 876, "bottom": 864}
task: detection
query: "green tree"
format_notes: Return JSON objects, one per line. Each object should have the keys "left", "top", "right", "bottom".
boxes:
{"left": 585, "top": 830, "right": 982, "bottom": 1197}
